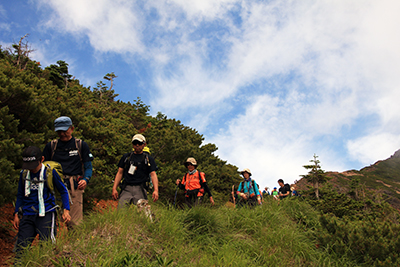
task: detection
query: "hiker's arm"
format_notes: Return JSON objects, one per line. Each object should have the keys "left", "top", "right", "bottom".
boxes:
{"left": 13, "top": 213, "right": 20, "bottom": 230}
{"left": 53, "top": 169, "right": 71, "bottom": 211}
{"left": 176, "top": 176, "right": 185, "bottom": 190}
{"left": 62, "top": 209, "right": 71, "bottom": 223}
{"left": 78, "top": 161, "right": 93, "bottom": 190}
{"left": 202, "top": 182, "right": 214, "bottom": 205}
{"left": 14, "top": 173, "right": 24, "bottom": 230}
{"left": 112, "top": 168, "right": 124, "bottom": 200}
{"left": 150, "top": 171, "right": 159, "bottom": 202}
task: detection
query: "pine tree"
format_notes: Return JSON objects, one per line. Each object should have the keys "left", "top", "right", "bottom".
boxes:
{"left": 300, "top": 154, "right": 329, "bottom": 199}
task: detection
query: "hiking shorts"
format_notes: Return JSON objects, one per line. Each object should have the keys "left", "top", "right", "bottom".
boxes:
{"left": 118, "top": 185, "right": 147, "bottom": 209}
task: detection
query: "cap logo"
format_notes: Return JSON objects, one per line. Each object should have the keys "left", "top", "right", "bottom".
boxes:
{"left": 23, "top": 156, "right": 37, "bottom": 162}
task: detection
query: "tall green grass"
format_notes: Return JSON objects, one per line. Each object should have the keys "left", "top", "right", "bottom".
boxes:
{"left": 13, "top": 198, "right": 357, "bottom": 266}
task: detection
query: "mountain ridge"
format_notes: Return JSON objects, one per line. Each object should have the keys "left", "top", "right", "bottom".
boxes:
{"left": 295, "top": 149, "right": 400, "bottom": 211}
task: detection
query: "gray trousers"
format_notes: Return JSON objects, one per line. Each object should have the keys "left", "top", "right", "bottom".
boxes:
{"left": 118, "top": 185, "right": 147, "bottom": 209}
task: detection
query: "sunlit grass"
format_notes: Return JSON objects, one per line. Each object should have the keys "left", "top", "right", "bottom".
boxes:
{"left": 14, "top": 198, "right": 357, "bottom": 266}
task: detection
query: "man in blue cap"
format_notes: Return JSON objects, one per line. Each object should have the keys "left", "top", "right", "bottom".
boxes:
{"left": 43, "top": 116, "right": 94, "bottom": 228}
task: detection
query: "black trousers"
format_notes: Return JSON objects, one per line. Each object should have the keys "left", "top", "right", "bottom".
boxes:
{"left": 185, "top": 189, "right": 202, "bottom": 208}
{"left": 15, "top": 212, "right": 56, "bottom": 254}
{"left": 237, "top": 196, "right": 258, "bottom": 208}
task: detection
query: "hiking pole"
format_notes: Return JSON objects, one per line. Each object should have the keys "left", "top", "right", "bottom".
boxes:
{"left": 173, "top": 184, "right": 179, "bottom": 207}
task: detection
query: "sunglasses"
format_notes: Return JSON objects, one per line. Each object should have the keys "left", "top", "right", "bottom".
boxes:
{"left": 132, "top": 141, "right": 144, "bottom": 146}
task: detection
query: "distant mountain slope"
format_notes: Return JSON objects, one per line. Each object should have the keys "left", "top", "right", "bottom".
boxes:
{"left": 295, "top": 150, "right": 400, "bottom": 210}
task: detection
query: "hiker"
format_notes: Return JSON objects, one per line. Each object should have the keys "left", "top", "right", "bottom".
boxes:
{"left": 43, "top": 116, "right": 94, "bottom": 228}
{"left": 291, "top": 186, "right": 299, "bottom": 196}
{"left": 271, "top": 187, "right": 279, "bottom": 200}
{"left": 176, "top": 157, "right": 214, "bottom": 207}
{"left": 278, "top": 179, "right": 291, "bottom": 199}
{"left": 263, "top": 187, "right": 270, "bottom": 196}
{"left": 236, "top": 168, "right": 262, "bottom": 207}
{"left": 112, "top": 134, "right": 159, "bottom": 208}
{"left": 13, "top": 146, "right": 71, "bottom": 257}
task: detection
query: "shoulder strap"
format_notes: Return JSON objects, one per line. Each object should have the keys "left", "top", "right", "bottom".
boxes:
{"left": 44, "top": 163, "right": 55, "bottom": 195}
{"left": 50, "top": 140, "right": 58, "bottom": 160}
{"left": 197, "top": 171, "right": 204, "bottom": 185}
{"left": 75, "top": 138, "right": 83, "bottom": 162}
{"left": 123, "top": 152, "right": 134, "bottom": 170}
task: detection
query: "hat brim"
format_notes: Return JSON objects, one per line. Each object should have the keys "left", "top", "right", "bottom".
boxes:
{"left": 55, "top": 126, "right": 71, "bottom": 132}
{"left": 22, "top": 160, "right": 40, "bottom": 170}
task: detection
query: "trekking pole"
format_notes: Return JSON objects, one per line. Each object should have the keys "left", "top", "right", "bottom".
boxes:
{"left": 173, "top": 184, "right": 179, "bottom": 207}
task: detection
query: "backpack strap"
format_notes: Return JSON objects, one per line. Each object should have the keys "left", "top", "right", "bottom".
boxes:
{"left": 75, "top": 138, "right": 83, "bottom": 162}
{"left": 198, "top": 171, "right": 204, "bottom": 186}
{"left": 50, "top": 140, "right": 58, "bottom": 160}
{"left": 51, "top": 138, "right": 83, "bottom": 162}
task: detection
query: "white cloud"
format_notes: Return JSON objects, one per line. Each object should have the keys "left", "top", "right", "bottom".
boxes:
{"left": 347, "top": 133, "right": 400, "bottom": 165}
{"left": 39, "top": 0, "right": 144, "bottom": 53}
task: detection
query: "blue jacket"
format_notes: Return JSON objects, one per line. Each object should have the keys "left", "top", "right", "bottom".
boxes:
{"left": 15, "top": 165, "right": 70, "bottom": 216}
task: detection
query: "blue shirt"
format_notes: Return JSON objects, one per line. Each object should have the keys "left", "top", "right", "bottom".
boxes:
{"left": 15, "top": 166, "right": 70, "bottom": 215}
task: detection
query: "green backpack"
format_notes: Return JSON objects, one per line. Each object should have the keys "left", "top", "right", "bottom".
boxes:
{"left": 22, "top": 161, "right": 64, "bottom": 195}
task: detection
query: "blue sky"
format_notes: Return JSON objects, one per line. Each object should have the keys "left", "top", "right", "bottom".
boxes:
{"left": 2, "top": 0, "right": 400, "bottom": 190}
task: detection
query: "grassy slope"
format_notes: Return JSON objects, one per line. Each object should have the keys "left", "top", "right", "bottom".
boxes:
{"left": 12, "top": 198, "right": 357, "bottom": 267}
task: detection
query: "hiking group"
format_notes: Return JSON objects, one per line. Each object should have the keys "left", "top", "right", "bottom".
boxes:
{"left": 230, "top": 168, "right": 295, "bottom": 207}
{"left": 12, "top": 115, "right": 295, "bottom": 262}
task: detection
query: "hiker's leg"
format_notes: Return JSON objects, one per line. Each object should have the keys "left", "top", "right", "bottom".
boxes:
{"left": 185, "top": 195, "right": 193, "bottom": 208}
{"left": 15, "top": 215, "right": 37, "bottom": 254}
{"left": 131, "top": 185, "right": 147, "bottom": 205}
{"left": 36, "top": 212, "right": 57, "bottom": 244}
{"left": 118, "top": 186, "right": 135, "bottom": 209}
{"left": 67, "top": 189, "right": 84, "bottom": 228}
{"left": 194, "top": 196, "right": 202, "bottom": 207}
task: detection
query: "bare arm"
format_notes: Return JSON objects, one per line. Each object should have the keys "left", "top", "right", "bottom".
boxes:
{"left": 150, "top": 171, "right": 159, "bottom": 202}
{"left": 112, "top": 168, "right": 124, "bottom": 200}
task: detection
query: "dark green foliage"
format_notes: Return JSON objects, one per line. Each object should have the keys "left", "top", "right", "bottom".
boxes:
{"left": 317, "top": 215, "right": 400, "bottom": 266}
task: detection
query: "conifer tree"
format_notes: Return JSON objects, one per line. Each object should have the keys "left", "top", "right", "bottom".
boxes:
{"left": 300, "top": 154, "right": 329, "bottom": 199}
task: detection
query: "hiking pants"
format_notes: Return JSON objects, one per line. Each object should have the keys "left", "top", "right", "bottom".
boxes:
{"left": 64, "top": 175, "right": 84, "bottom": 229}
{"left": 118, "top": 185, "right": 147, "bottom": 209}
{"left": 185, "top": 190, "right": 202, "bottom": 208}
{"left": 68, "top": 188, "right": 84, "bottom": 228}
{"left": 15, "top": 212, "right": 56, "bottom": 254}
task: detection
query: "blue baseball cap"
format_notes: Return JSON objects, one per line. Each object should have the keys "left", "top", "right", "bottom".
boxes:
{"left": 54, "top": 116, "right": 72, "bottom": 131}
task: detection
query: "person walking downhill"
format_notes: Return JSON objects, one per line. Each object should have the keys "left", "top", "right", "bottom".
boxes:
{"left": 176, "top": 157, "right": 214, "bottom": 208}
{"left": 43, "top": 116, "right": 94, "bottom": 229}
{"left": 278, "top": 179, "right": 291, "bottom": 199}
{"left": 271, "top": 187, "right": 279, "bottom": 200}
{"left": 112, "top": 134, "right": 159, "bottom": 208}
{"left": 13, "top": 146, "right": 71, "bottom": 260}
{"left": 236, "top": 168, "right": 262, "bottom": 207}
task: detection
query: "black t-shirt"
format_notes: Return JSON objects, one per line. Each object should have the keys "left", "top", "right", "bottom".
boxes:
{"left": 117, "top": 152, "right": 157, "bottom": 185}
{"left": 278, "top": 184, "right": 291, "bottom": 198}
{"left": 43, "top": 137, "right": 93, "bottom": 176}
